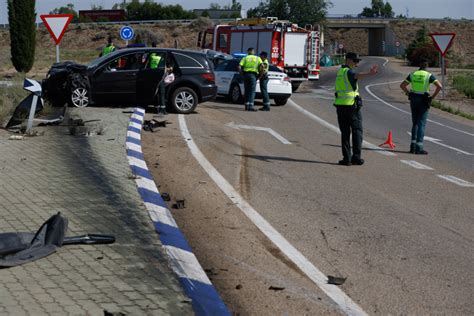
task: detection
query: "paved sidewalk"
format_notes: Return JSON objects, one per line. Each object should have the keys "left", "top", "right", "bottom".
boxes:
{"left": 0, "top": 108, "right": 193, "bottom": 315}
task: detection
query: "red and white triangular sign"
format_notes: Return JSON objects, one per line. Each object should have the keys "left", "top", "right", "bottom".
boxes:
{"left": 429, "top": 33, "right": 456, "bottom": 57}
{"left": 40, "top": 14, "right": 74, "bottom": 45}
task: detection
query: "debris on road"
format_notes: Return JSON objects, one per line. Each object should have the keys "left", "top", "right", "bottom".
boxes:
{"left": 172, "top": 199, "right": 186, "bottom": 209}
{"left": 161, "top": 192, "right": 171, "bottom": 201}
{"left": 327, "top": 275, "right": 347, "bottom": 285}
{"left": 268, "top": 286, "right": 285, "bottom": 291}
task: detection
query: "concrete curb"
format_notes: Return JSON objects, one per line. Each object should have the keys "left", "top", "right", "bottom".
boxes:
{"left": 125, "top": 108, "right": 229, "bottom": 316}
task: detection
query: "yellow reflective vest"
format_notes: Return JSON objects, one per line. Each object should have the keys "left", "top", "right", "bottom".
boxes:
{"left": 102, "top": 45, "right": 115, "bottom": 56}
{"left": 409, "top": 70, "right": 431, "bottom": 94}
{"left": 240, "top": 55, "right": 262, "bottom": 73}
{"left": 334, "top": 67, "right": 359, "bottom": 106}
{"left": 150, "top": 53, "right": 161, "bottom": 69}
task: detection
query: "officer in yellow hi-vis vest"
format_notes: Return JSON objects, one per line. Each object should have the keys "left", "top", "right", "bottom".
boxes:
{"left": 100, "top": 37, "right": 115, "bottom": 57}
{"left": 238, "top": 47, "right": 262, "bottom": 111}
{"left": 334, "top": 52, "right": 378, "bottom": 166}
{"left": 149, "top": 42, "right": 162, "bottom": 69}
{"left": 400, "top": 58, "right": 442, "bottom": 155}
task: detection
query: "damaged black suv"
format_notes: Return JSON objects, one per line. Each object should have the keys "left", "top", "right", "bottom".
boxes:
{"left": 42, "top": 48, "right": 217, "bottom": 114}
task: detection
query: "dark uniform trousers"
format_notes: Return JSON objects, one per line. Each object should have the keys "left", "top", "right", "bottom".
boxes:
{"left": 336, "top": 106, "right": 363, "bottom": 161}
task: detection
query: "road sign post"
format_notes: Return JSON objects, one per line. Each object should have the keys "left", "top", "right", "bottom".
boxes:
{"left": 429, "top": 33, "right": 456, "bottom": 98}
{"left": 23, "top": 79, "right": 42, "bottom": 133}
{"left": 40, "top": 14, "right": 74, "bottom": 63}
{"left": 120, "top": 26, "right": 134, "bottom": 46}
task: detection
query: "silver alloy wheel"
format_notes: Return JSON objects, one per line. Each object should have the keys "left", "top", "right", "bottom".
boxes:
{"left": 71, "top": 87, "right": 89, "bottom": 108}
{"left": 175, "top": 91, "right": 195, "bottom": 111}
{"left": 231, "top": 85, "right": 241, "bottom": 103}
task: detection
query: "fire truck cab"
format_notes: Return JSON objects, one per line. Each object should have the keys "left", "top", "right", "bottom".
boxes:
{"left": 198, "top": 17, "right": 320, "bottom": 91}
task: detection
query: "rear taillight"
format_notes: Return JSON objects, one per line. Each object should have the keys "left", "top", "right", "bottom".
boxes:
{"left": 283, "top": 76, "right": 290, "bottom": 82}
{"left": 201, "top": 73, "right": 215, "bottom": 83}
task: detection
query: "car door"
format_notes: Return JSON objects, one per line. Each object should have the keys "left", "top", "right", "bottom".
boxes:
{"left": 214, "top": 60, "right": 231, "bottom": 94}
{"left": 136, "top": 51, "right": 167, "bottom": 105}
{"left": 221, "top": 59, "right": 241, "bottom": 95}
{"left": 91, "top": 52, "right": 145, "bottom": 105}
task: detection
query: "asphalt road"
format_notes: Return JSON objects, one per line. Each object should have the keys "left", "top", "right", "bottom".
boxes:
{"left": 146, "top": 58, "right": 473, "bottom": 315}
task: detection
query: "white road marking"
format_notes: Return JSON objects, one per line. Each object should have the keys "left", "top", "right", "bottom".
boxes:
{"left": 382, "top": 58, "right": 389, "bottom": 66}
{"left": 400, "top": 160, "right": 434, "bottom": 170}
{"left": 407, "top": 132, "right": 473, "bottom": 156}
{"left": 179, "top": 114, "right": 367, "bottom": 316}
{"left": 226, "top": 122, "right": 292, "bottom": 144}
{"left": 365, "top": 81, "right": 474, "bottom": 137}
{"left": 437, "top": 175, "right": 474, "bottom": 187}
{"left": 288, "top": 99, "right": 396, "bottom": 156}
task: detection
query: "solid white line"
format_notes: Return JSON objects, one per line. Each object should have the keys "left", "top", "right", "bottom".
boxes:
{"left": 400, "top": 160, "right": 434, "bottom": 170}
{"left": 365, "top": 82, "right": 474, "bottom": 137}
{"left": 226, "top": 122, "right": 292, "bottom": 144}
{"left": 165, "top": 245, "right": 213, "bottom": 285}
{"left": 179, "top": 114, "right": 367, "bottom": 316}
{"left": 437, "top": 175, "right": 474, "bottom": 187}
{"left": 288, "top": 99, "right": 396, "bottom": 157}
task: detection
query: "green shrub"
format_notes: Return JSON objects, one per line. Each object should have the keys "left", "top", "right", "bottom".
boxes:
{"left": 452, "top": 73, "right": 474, "bottom": 99}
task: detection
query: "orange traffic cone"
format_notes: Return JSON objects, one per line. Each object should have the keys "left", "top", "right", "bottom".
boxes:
{"left": 379, "top": 130, "right": 396, "bottom": 149}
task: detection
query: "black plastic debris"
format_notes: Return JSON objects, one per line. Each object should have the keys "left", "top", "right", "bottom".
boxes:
{"left": 161, "top": 193, "right": 171, "bottom": 201}
{"left": 172, "top": 199, "right": 186, "bottom": 209}
{"left": 0, "top": 213, "right": 115, "bottom": 268}
{"left": 268, "top": 286, "right": 285, "bottom": 291}
{"left": 5, "top": 94, "right": 44, "bottom": 129}
{"left": 327, "top": 275, "right": 347, "bottom": 285}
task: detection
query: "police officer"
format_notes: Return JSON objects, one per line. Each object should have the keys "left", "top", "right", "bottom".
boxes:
{"left": 238, "top": 47, "right": 262, "bottom": 111}
{"left": 334, "top": 52, "right": 378, "bottom": 166}
{"left": 100, "top": 37, "right": 115, "bottom": 57}
{"left": 259, "top": 51, "right": 270, "bottom": 111}
{"left": 400, "top": 59, "right": 442, "bottom": 154}
{"left": 149, "top": 42, "right": 161, "bottom": 69}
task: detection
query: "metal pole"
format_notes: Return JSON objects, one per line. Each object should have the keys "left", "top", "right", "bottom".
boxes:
{"left": 56, "top": 45, "right": 60, "bottom": 63}
{"left": 441, "top": 55, "right": 445, "bottom": 99}
{"left": 26, "top": 95, "right": 38, "bottom": 133}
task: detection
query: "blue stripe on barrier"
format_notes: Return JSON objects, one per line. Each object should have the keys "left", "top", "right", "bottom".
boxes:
{"left": 126, "top": 136, "right": 141, "bottom": 145}
{"left": 179, "top": 278, "right": 231, "bottom": 316}
{"left": 127, "top": 149, "right": 145, "bottom": 161}
{"left": 130, "top": 117, "right": 142, "bottom": 125}
{"left": 133, "top": 111, "right": 145, "bottom": 116}
{"left": 128, "top": 126, "right": 142, "bottom": 134}
{"left": 129, "top": 165, "right": 154, "bottom": 180}
{"left": 155, "top": 222, "right": 193, "bottom": 252}
{"left": 137, "top": 187, "right": 167, "bottom": 207}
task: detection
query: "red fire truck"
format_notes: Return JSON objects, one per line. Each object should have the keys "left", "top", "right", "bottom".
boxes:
{"left": 198, "top": 17, "right": 320, "bottom": 90}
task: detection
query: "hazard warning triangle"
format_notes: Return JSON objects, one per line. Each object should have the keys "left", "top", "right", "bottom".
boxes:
{"left": 40, "top": 14, "right": 74, "bottom": 45}
{"left": 429, "top": 33, "right": 456, "bottom": 57}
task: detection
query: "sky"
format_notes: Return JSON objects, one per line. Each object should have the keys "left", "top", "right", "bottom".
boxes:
{"left": 0, "top": 0, "right": 472, "bottom": 24}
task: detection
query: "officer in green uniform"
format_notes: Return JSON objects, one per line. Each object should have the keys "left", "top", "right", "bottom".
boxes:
{"left": 149, "top": 42, "right": 162, "bottom": 69}
{"left": 400, "top": 59, "right": 442, "bottom": 154}
{"left": 259, "top": 51, "right": 270, "bottom": 111}
{"left": 101, "top": 38, "right": 115, "bottom": 57}
{"left": 238, "top": 47, "right": 262, "bottom": 111}
{"left": 334, "top": 52, "right": 378, "bottom": 166}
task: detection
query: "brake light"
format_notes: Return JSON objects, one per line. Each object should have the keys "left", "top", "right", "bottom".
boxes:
{"left": 283, "top": 76, "right": 290, "bottom": 82}
{"left": 201, "top": 73, "right": 215, "bottom": 83}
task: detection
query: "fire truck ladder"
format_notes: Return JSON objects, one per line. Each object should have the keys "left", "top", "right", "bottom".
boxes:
{"left": 230, "top": 17, "right": 279, "bottom": 26}
{"left": 309, "top": 31, "right": 319, "bottom": 66}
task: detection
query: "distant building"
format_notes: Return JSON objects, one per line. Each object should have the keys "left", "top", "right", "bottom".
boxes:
{"left": 79, "top": 10, "right": 125, "bottom": 22}
{"left": 193, "top": 9, "right": 241, "bottom": 19}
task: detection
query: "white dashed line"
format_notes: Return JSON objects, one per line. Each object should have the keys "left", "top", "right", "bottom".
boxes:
{"left": 437, "top": 175, "right": 474, "bottom": 187}
{"left": 400, "top": 160, "right": 434, "bottom": 170}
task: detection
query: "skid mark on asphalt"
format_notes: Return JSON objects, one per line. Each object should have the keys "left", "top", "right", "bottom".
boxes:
{"left": 179, "top": 114, "right": 368, "bottom": 316}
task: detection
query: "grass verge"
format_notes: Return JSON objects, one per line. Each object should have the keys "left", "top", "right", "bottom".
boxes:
{"left": 452, "top": 73, "right": 474, "bottom": 99}
{"left": 431, "top": 100, "right": 474, "bottom": 120}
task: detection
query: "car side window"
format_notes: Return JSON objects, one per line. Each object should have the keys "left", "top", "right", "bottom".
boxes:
{"left": 104, "top": 53, "right": 146, "bottom": 72}
{"left": 215, "top": 61, "right": 229, "bottom": 71}
{"left": 225, "top": 60, "right": 239, "bottom": 72}
{"left": 144, "top": 52, "right": 166, "bottom": 69}
{"left": 173, "top": 53, "right": 204, "bottom": 68}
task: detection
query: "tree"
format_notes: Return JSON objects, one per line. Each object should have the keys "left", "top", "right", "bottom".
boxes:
{"left": 247, "top": 0, "right": 329, "bottom": 26}
{"left": 91, "top": 4, "right": 104, "bottom": 10}
{"left": 50, "top": 3, "right": 79, "bottom": 22}
{"left": 359, "top": 0, "right": 394, "bottom": 18}
{"left": 8, "top": 0, "right": 36, "bottom": 73}
{"left": 209, "top": 3, "right": 221, "bottom": 9}
{"left": 405, "top": 25, "right": 439, "bottom": 66}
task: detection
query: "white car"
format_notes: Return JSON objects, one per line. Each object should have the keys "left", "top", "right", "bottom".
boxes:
{"left": 214, "top": 58, "right": 292, "bottom": 106}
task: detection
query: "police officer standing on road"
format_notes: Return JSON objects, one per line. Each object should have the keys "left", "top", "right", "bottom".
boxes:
{"left": 400, "top": 58, "right": 442, "bottom": 154}
{"left": 334, "top": 52, "right": 378, "bottom": 166}
{"left": 238, "top": 47, "right": 262, "bottom": 111}
{"left": 259, "top": 51, "right": 270, "bottom": 111}
{"left": 100, "top": 37, "right": 115, "bottom": 57}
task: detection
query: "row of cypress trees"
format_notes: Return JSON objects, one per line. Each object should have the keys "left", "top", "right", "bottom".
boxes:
{"left": 7, "top": 0, "right": 36, "bottom": 73}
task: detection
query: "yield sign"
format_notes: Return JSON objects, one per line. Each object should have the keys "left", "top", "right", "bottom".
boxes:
{"left": 40, "top": 14, "right": 74, "bottom": 45}
{"left": 429, "top": 33, "right": 456, "bottom": 56}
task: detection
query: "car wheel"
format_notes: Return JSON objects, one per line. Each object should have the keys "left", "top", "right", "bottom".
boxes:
{"left": 70, "top": 87, "right": 89, "bottom": 108}
{"left": 230, "top": 84, "right": 243, "bottom": 104}
{"left": 291, "top": 81, "right": 301, "bottom": 92}
{"left": 171, "top": 87, "right": 198, "bottom": 114}
{"left": 274, "top": 97, "right": 288, "bottom": 106}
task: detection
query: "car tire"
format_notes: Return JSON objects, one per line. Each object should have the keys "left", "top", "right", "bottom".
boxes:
{"left": 230, "top": 83, "right": 244, "bottom": 104}
{"left": 170, "top": 87, "right": 198, "bottom": 114}
{"left": 274, "top": 97, "right": 288, "bottom": 106}
{"left": 291, "top": 81, "right": 301, "bottom": 92}
{"left": 69, "top": 75, "right": 89, "bottom": 108}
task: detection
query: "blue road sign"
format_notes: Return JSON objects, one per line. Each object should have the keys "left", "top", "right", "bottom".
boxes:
{"left": 120, "top": 26, "right": 134, "bottom": 41}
